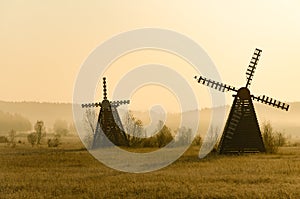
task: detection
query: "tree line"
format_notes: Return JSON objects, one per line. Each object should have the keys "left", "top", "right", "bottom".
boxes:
{"left": 83, "top": 110, "right": 202, "bottom": 149}
{"left": 123, "top": 112, "right": 202, "bottom": 148}
{"left": 0, "top": 110, "right": 31, "bottom": 132}
{"left": 1, "top": 119, "right": 73, "bottom": 148}
{"left": 83, "top": 109, "right": 288, "bottom": 153}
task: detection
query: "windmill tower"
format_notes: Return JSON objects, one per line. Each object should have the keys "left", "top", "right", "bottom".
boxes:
{"left": 194, "top": 48, "right": 289, "bottom": 154}
{"left": 82, "top": 77, "right": 130, "bottom": 149}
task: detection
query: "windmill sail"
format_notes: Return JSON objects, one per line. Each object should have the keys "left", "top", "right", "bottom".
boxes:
{"left": 252, "top": 95, "right": 289, "bottom": 111}
{"left": 246, "top": 48, "right": 262, "bottom": 88}
{"left": 194, "top": 76, "right": 237, "bottom": 92}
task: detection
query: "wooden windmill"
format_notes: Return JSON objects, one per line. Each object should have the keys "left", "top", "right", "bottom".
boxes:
{"left": 194, "top": 48, "right": 289, "bottom": 154}
{"left": 81, "top": 77, "right": 130, "bottom": 148}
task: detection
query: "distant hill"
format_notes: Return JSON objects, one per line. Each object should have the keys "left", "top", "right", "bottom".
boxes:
{"left": 0, "top": 101, "right": 73, "bottom": 130}
{"left": 0, "top": 100, "right": 299, "bottom": 139}
{"left": 0, "top": 110, "right": 31, "bottom": 133}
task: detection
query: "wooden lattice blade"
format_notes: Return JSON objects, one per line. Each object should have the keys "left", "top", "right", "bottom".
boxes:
{"left": 252, "top": 95, "right": 289, "bottom": 111}
{"left": 81, "top": 102, "right": 102, "bottom": 108}
{"left": 110, "top": 100, "right": 130, "bottom": 107}
{"left": 245, "top": 48, "right": 262, "bottom": 88}
{"left": 194, "top": 75, "right": 237, "bottom": 92}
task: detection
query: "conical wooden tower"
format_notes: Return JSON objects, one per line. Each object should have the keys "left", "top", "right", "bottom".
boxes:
{"left": 218, "top": 88, "right": 265, "bottom": 153}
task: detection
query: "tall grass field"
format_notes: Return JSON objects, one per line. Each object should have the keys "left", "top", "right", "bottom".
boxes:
{"left": 0, "top": 136, "right": 299, "bottom": 199}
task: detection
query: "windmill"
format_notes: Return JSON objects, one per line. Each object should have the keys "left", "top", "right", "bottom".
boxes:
{"left": 81, "top": 77, "right": 130, "bottom": 148}
{"left": 194, "top": 48, "right": 289, "bottom": 154}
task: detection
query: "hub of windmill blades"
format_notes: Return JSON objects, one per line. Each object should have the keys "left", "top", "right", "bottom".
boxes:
{"left": 101, "top": 99, "right": 111, "bottom": 109}
{"left": 237, "top": 87, "right": 251, "bottom": 100}
{"left": 194, "top": 48, "right": 290, "bottom": 154}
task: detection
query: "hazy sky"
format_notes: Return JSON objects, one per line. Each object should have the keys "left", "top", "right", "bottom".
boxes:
{"left": 1, "top": 1, "right": 300, "bottom": 110}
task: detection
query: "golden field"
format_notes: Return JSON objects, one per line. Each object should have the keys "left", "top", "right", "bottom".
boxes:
{"left": 0, "top": 136, "right": 299, "bottom": 199}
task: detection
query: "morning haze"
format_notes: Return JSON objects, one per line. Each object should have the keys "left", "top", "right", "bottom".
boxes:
{"left": 1, "top": 1, "right": 299, "bottom": 107}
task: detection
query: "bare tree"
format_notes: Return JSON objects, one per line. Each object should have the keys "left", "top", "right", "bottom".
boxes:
{"left": 201, "top": 126, "right": 220, "bottom": 152}
{"left": 276, "top": 132, "right": 287, "bottom": 147}
{"left": 83, "top": 109, "right": 97, "bottom": 148}
{"left": 83, "top": 109, "right": 96, "bottom": 132}
{"left": 7, "top": 129, "right": 16, "bottom": 148}
{"left": 34, "top": 121, "right": 46, "bottom": 145}
{"left": 176, "top": 127, "right": 193, "bottom": 146}
{"left": 123, "top": 111, "right": 144, "bottom": 147}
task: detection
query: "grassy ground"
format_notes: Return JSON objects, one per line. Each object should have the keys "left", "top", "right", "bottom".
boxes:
{"left": 0, "top": 137, "right": 299, "bottom": 199}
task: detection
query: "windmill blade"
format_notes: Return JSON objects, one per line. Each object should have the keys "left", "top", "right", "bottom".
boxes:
{"left": 103, "top": 77, "right": 108, "bottom": 100}
{"left": 81, "top": 102, "right": 102, "bottom": 108}
{"left": 252, "top": 95, "right": 289, "bottom": 111}
{"left": 111, "top": 100, "right": 130, "bottom": 107}
{"left": 194, "top": 76, "right": 238, "bottom": 92}
{"left": 246, "top": 48, "right": 262, "bottom": 88}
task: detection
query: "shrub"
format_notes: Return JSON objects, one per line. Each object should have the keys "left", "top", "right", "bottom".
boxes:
{"left": 262, "top": 122, "right": 287, "bottom": 153}
{"left": 0, "top": 136, "right": 8, "bottom": 143}
{"left": 48, "top": 133, "right": 61, "bottom": 147}
{"left": 141, "top": 137, "right": 158, "bottom": 148}
{"left": 27, "top": 132, "right": 37, "bottom": 147}
{"left": 156, "top": 125, "right": 173, "bottom": 148}
{"left": 192, "top": 134, "right": 202, "bottom": 146}
{"left": 47, "top": 138, "right": 60, "bottom": 147}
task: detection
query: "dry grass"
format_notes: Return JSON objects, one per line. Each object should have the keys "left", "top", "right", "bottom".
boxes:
{"left": 0, "top": 137, "right": 299, "bottom": 199}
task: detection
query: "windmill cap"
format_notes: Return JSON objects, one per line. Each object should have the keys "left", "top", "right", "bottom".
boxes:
{"left": 237, "top": 87, "right": 251, "bottom": 100}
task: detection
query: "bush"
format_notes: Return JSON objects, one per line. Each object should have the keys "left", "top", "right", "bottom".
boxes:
{"left": 27, "top": 132, "right": 37, "bottom": 147}
{"left": 262, "top": 122, "right": 287, "bottom": 153}
{"left": 136, "top": 121, "right": 173, "bottom": 148}
{"left": 156, "top": 125, "right": 173, "bottom": 148}
{"left": 141, "top": 137, "right": 158, "bottom": 148}
{"left": 47, "top": 138, "right": 60, "bottom": 147}
{"left": 192, "top": 134, "right": 202, "bottom": 146}
{"left": 0, "top": 136, "right": 8, "bottom": 143}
